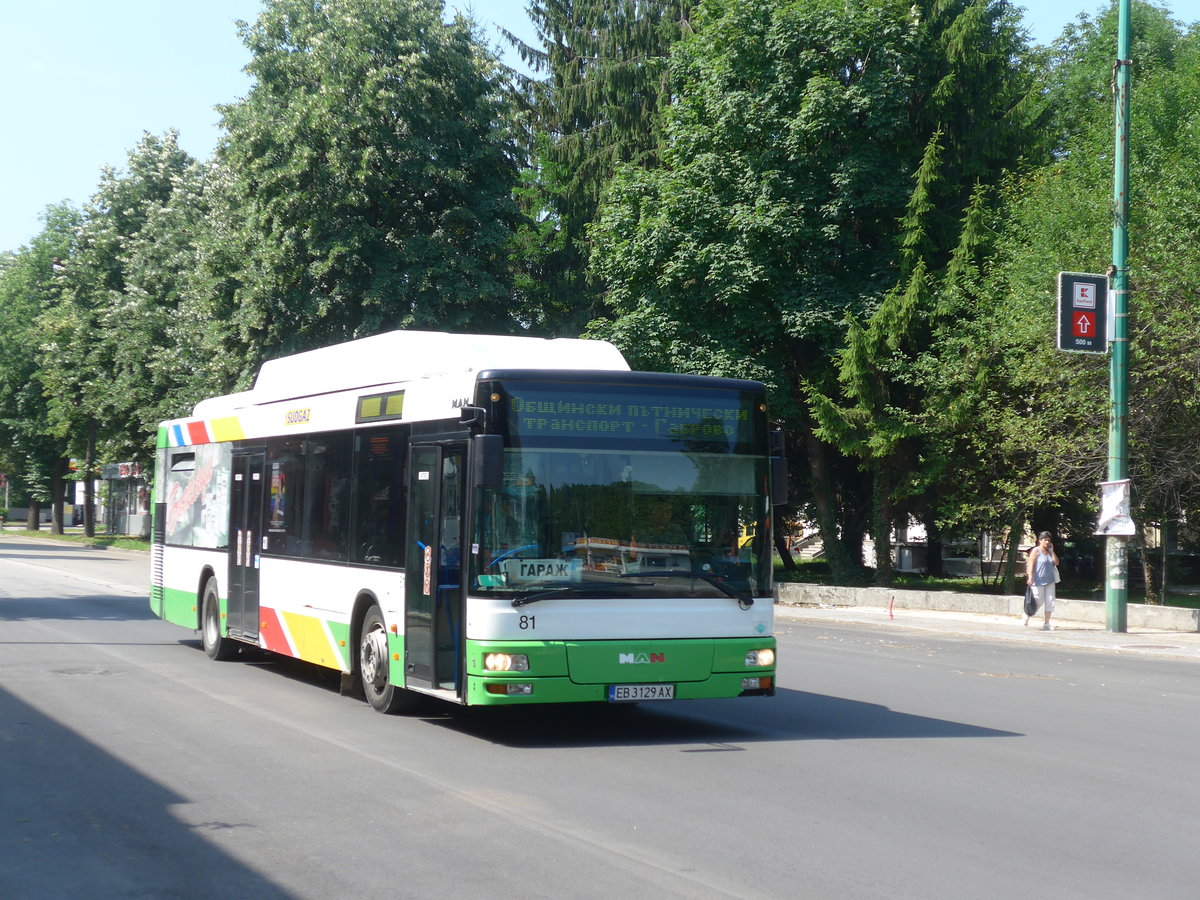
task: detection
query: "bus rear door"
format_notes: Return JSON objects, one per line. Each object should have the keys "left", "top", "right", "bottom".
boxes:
{"left": 228, "top": 449, "right": 266, "bottom": 641}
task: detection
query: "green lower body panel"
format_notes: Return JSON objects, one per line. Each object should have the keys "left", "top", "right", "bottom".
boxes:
{"left": 387, "top": 632, "right": 405, "bottom": 683}
{"left": 464, "top": 637, "right": 776, "bottom": 706}
{"left": 159, "top": 585, "right": 202, "bottom": 630}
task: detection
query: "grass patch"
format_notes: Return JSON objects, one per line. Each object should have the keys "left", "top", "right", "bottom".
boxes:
{"left": 1, "top": 528, "right": 150, "bottom": 553}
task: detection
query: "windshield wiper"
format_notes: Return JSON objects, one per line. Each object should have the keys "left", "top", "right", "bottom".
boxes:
{"left": 510, "top": 583, "right": 629, "bottom": 607}
{"left": 512, "top": 589, "right": 572, "bottom": 608}
{"left": 618, "top": 570, "right": 755, "bottom": 608}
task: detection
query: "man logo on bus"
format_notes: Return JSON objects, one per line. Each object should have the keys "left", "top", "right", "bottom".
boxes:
{"left": 619, "top": 652, "right": 665, "bottom": 664}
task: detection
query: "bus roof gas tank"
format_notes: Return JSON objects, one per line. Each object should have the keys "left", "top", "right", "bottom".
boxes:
{"left": 247, "top": 331, "right": 629, "bottom": 407}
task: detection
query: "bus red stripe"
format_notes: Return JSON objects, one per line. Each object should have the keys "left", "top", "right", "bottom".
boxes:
{"left": 258, "top": 607, "right": 291, "bottom": 656}
{"left": 186, "top": 420, "right": 210, "bottom": 444}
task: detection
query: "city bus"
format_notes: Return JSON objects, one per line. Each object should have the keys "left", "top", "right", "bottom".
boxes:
{"left": 150, "top": 331, "right": 781, "bottom": 711}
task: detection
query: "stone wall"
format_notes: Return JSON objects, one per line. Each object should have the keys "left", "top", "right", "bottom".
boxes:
{"left": 776, "top": 582, "right": 1200, "bottom": 632}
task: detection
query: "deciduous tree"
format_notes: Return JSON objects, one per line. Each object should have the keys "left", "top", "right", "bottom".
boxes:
{"left": 953, "top": 6, "right": 1200, "bottom": 595}
{"left": 217, "top": 0, "right": 523, "bottom": 364}
{"left": 590, "top": 0, "right": 1039, "bottom": 580}
{"left": 40, "top": 132, "right": 196, "bottom": 533}
{"left": 810, "top": 0, "right": 1044, "bottom": 584}
{"left": 0, "top": 205, "right": 80, "bottom": 531}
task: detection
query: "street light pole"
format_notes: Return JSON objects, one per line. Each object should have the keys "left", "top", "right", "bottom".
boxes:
{"left": 1106, "top": 0, "right": 1132, "bottom": 633}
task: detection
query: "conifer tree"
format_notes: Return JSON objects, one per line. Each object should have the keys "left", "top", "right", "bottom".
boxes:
{"left": 507, "top": 0, "right": 697, "bottom": 334}
{"left": 808, "top": 0, "right": 1043, "bottom": 584}
{"left": 590, "top": 0, "right": 1043, "bottom": 581}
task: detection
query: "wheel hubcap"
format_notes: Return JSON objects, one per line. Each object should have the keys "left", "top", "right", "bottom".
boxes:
{"left": 362, "top": 626, "right": 388, "bottom": 689}
{"left": 204, "top": 598, "right": 218, "bottom": 643}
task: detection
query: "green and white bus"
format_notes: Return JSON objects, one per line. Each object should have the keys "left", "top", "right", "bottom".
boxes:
{"left": 150, "top": 331, "right": 781, "bottom": 711}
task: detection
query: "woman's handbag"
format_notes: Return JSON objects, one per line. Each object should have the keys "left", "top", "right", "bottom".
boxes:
{"left": 1024, "top": 584, "right": 1038, "bottom": 617}
{"left": 1054, "top": 565, "right": 1061, "bottom": 583}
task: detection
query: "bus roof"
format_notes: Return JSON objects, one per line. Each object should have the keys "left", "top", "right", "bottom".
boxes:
{"left": 193, "top": 331, "right": 630, "bottom": 416}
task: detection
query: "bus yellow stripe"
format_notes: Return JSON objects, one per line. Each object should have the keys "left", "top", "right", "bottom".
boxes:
{"left": 209, "top": 416, "right": 245, "bottom": 441}
{"left": 281, "top": 611, "right": 342, "bottom": 669}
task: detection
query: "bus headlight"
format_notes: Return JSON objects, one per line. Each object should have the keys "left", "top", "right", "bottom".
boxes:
{"left": 745, "top": 648, "right": 775, "bottom": 667}
{"left": 484, "top": 653, "right": 530, "bottom": 672}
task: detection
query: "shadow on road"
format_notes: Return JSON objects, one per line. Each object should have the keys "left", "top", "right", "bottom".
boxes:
{"left": 0, "top": 685, "right": 294, "bottom": 900}
{"left": 182, "top": 634, "right": 1023, "bottom": 748}
{"left": 420, "top": 688, "right": 1021, "bottom": 748}
{"left": 179, "top": 638, "right": 349, "bottom": 694}
{"left": 175, "top": 635, "right": 1023, "bottom": 750}
{"left": 0, "top": 536, "right": 140, "bottom": 560}
{"left": 0, "top": 593, "right": 158, "bottom": 622}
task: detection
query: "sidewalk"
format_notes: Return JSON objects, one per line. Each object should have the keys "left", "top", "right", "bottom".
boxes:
{"left": 775, "top": 601, "right": 1200, "bottom": 662}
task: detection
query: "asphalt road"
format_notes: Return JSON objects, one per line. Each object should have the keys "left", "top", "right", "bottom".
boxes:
{"left": 3, "top": 536, "right": 1200, "bottom": 899}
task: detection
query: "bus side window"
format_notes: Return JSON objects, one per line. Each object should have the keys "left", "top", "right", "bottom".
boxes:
{"left": 266, "top": 439, "right": 305, "bottom": 557}
{"left": 351, "top": 426, "right": 407, "bottom": 567}
{"left": 305, "top": 434, "right": 353, "bottom": 562}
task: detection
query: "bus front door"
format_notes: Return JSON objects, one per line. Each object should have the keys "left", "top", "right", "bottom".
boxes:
{"left": 228, "top": 450, "right": 265, "bottom": 641}
{"left": 404, "top": 444, "right": 465, "bottom": 695}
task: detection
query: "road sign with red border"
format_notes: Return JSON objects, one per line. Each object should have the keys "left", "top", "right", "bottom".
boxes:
{"left": 1057, "top": 272, "right": 1107, "bottom": 354}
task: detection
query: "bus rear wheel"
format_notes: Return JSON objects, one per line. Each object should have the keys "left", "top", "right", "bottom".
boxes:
{"left": 201, "top": 577, "right": 235, "bottom": 661}
{"left": 359, "top": 604, "right": 415, "bottom": 714}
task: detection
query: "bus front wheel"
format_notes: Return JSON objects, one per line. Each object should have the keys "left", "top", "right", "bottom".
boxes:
{"left": 359, "top": 605, "right": 415, "bottom": 714}
{"left": 201, "top": 578, "right": 236, "bottom": 661}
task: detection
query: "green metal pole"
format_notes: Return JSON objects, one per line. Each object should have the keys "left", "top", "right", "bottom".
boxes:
{"left": 1106, "top": 0, "right": 1132, "bottom": 633}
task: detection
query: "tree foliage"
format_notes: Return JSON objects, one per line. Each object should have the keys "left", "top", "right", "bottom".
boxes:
{"left": 808, "top": 0, "right": 1044, "bottom": 583}
{"left": 215, "top": 0, "right": 524, "bottom": 366}
{"left": 505, "top": 0, "right": 698, "bottom": 334}
{"left": 1043, "top": 0, "right": 1184, "bottom": 150}
{"left": 0, "top": 0, "right": 1198, "bottom": 589}
{"left": 39, "top": 132, "right": 201, "bottom": 471}
{"left": 588, "top": 0, "right": 1043, "bottom": 579}
{"left": 954, "top": 5, "right": 1200, "bottom": 586}
{"left": 0, "top": 204, "right": 80, "bottom": 513}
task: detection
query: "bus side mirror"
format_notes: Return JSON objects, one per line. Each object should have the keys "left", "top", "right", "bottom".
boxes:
{"left": 769, "top": 428, "right": 788, "bottom": 507}
{"left": 472, "top": 435, "right": 504, "bottom": 489}
{"left": 459, "top": 405, "right": 486, "bottom": 428}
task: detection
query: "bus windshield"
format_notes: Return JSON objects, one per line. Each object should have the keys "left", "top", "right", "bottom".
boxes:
{"left": 471, "top": 447, "right": 771, "bottom": 602}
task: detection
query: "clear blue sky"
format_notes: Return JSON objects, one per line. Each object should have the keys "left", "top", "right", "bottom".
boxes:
{"left": 0, "top": 0, "right": 1169, "bottom": 253}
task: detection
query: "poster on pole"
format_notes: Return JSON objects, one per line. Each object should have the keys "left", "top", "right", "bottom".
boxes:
{"left": 1057, "top": 272, "right": 1108, "bottom": 354}
{"left": 1095, "top": 479, "right": 1136, "bottom": 536}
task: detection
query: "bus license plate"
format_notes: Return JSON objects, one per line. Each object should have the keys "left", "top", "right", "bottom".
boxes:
{"left": 608, "top": 683, "right": 675, "bottom": 702}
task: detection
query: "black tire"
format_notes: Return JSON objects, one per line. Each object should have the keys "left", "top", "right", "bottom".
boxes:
{"left": 359, "top": 604, "right": 416, "bottom": 713}
{"left": 201, "top": 577, "right": 236, "bottom": 661}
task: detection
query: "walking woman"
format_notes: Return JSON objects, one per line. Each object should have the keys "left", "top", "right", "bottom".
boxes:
{"left": 1026, "top": 531, "right": 1061, "bottom": 630}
